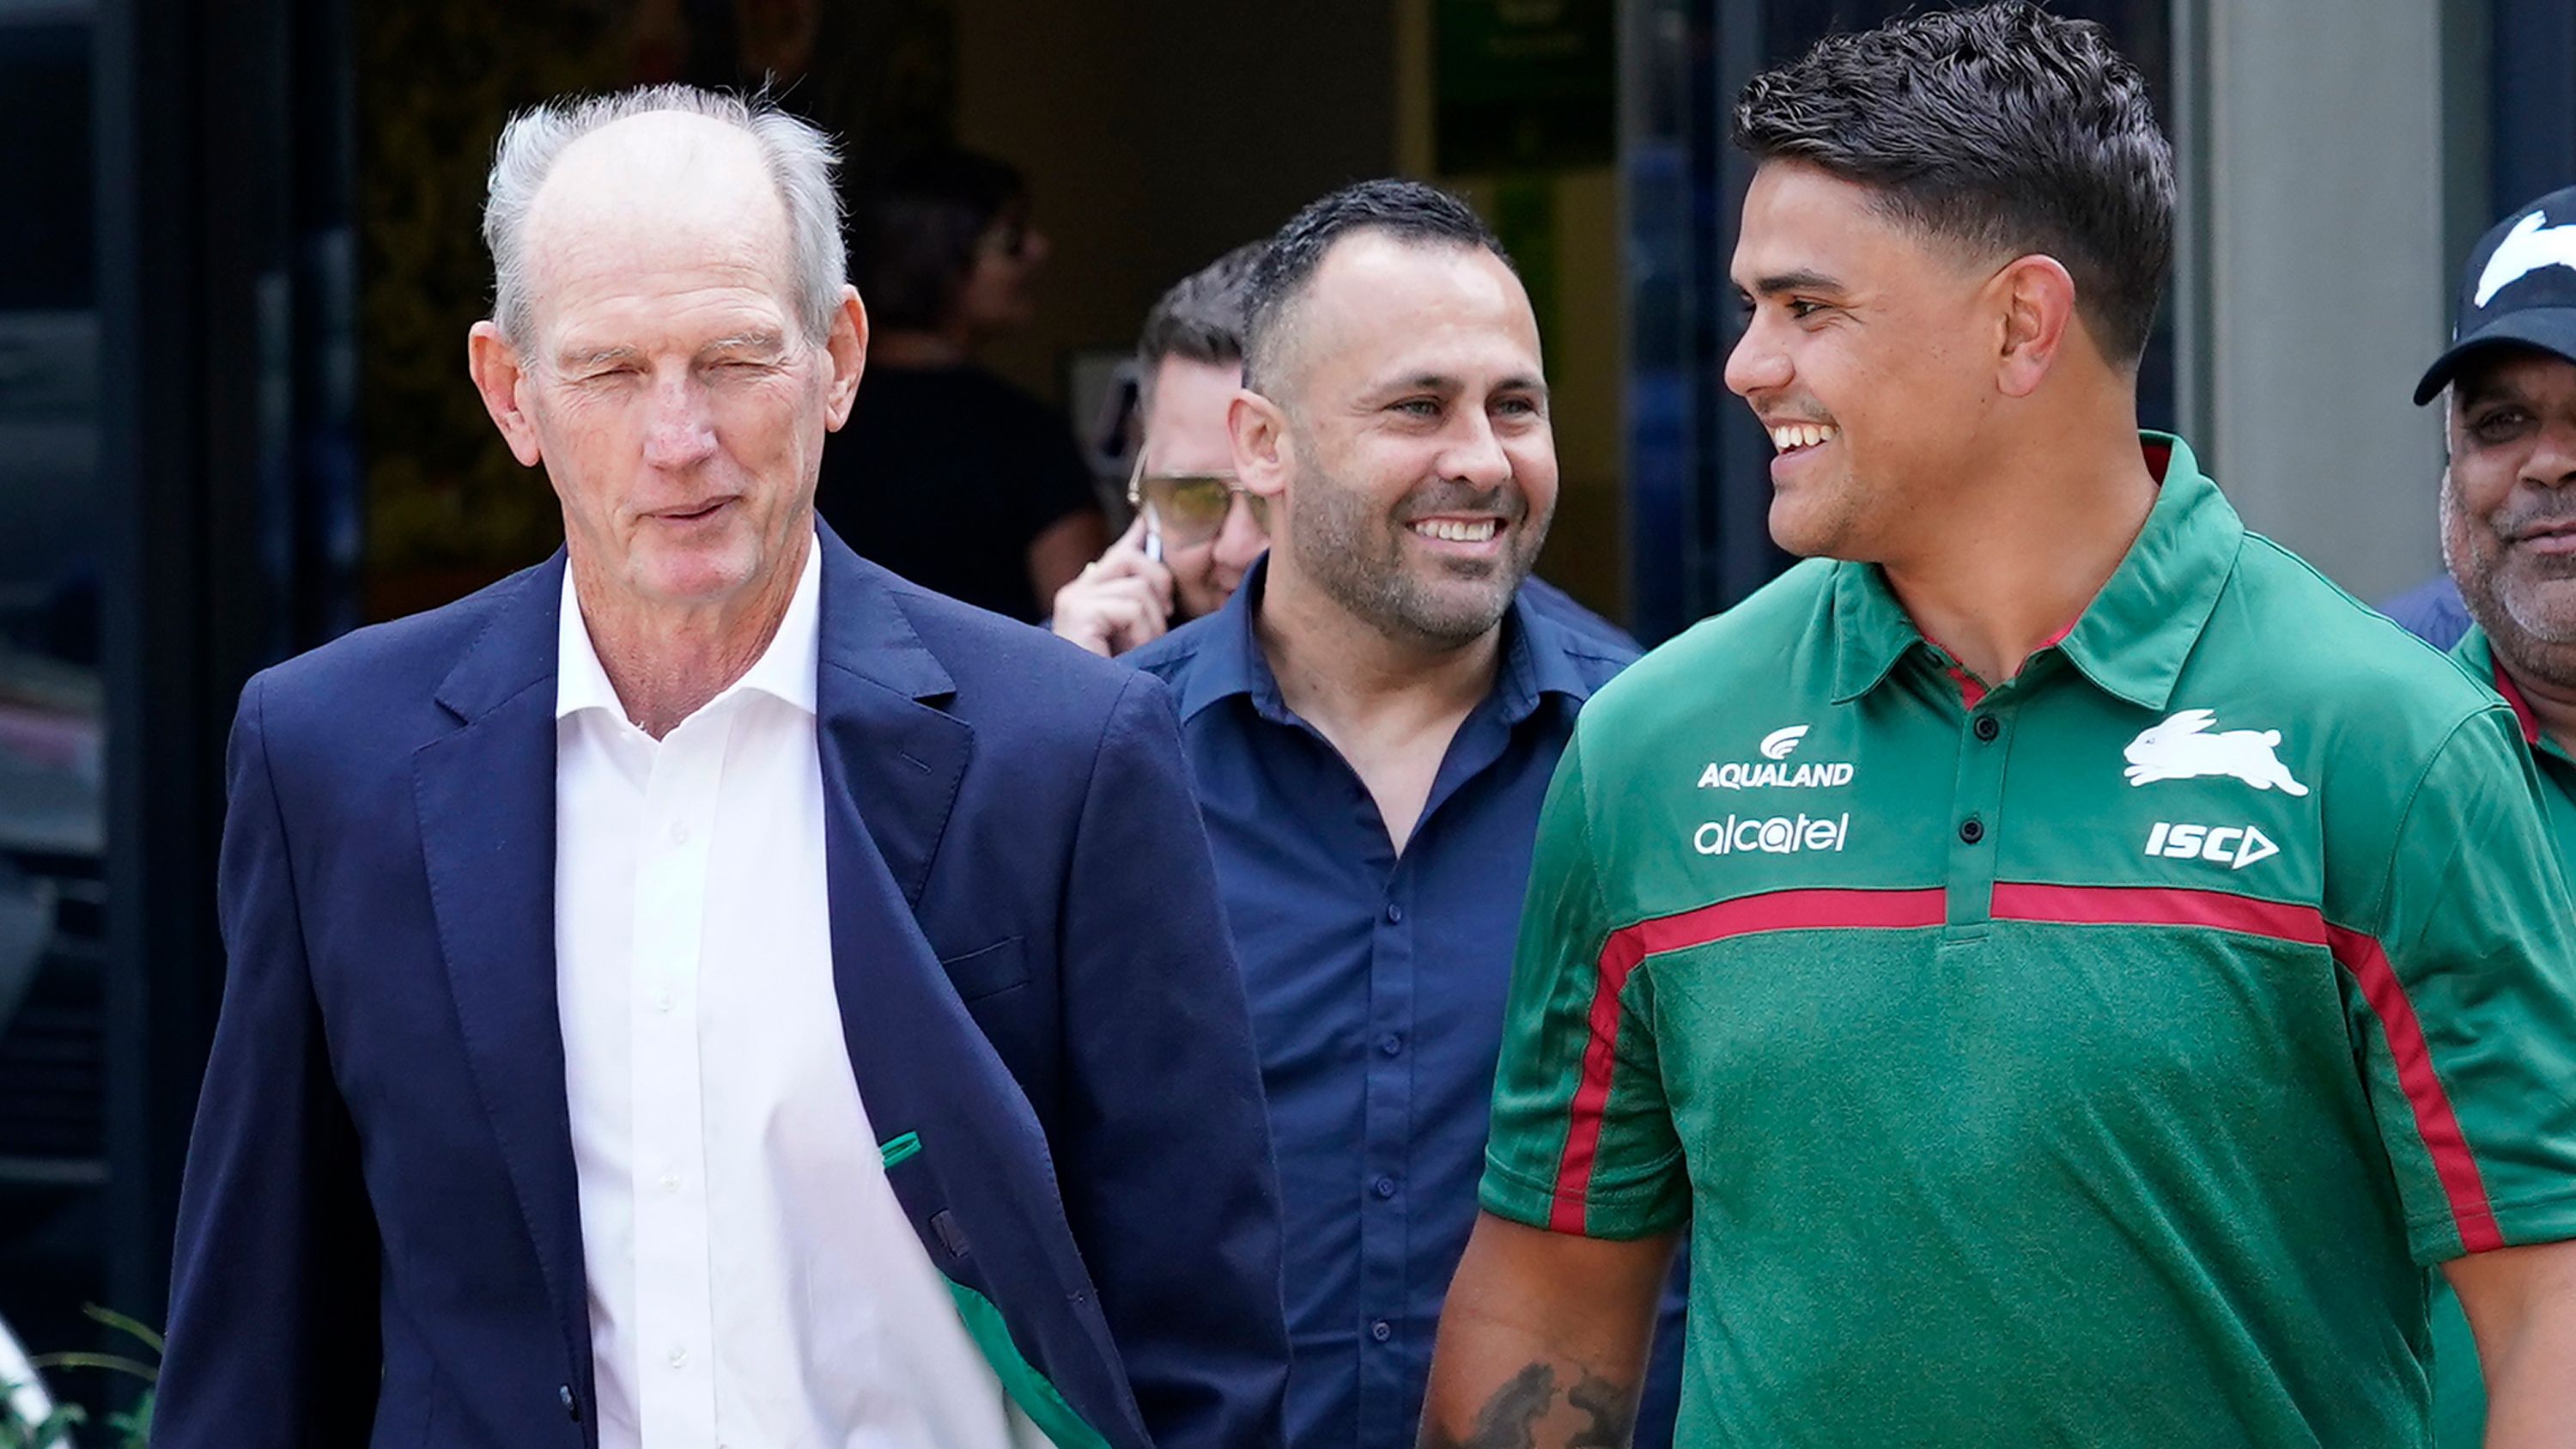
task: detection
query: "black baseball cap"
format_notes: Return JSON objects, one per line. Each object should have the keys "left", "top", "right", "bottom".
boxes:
{"left": 2415, "top": 182, "right": 2576, "bottom": 405}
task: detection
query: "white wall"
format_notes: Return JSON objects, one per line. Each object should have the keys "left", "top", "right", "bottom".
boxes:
{"left": 2181, "top": 0, "right": 2453, "bottom": 601}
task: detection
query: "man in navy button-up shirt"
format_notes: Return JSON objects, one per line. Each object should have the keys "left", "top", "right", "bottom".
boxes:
{"left": 1125, "top": 180, "right": 1677, "bottom": 1449}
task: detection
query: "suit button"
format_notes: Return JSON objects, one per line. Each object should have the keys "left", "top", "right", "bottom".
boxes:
{"left": 1973, "top": 715, "right": 2000, "bottom": 741}
{"left": 1959, "top": 817, "right": 1984, "bottom": 844}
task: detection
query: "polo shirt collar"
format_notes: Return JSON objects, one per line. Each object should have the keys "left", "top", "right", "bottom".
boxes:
{"left": 2456, "top": 624, "right": 2575, "bottom": 767}
{"left": 1173, "top": 553, "right": 1598, "bottom": 728}
{"left": 1830, "top": 432, "right": 2240, "bottom": 710}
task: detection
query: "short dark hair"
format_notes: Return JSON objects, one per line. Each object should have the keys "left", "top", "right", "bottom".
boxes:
{"left": 1241, "top": 179, "right": 1510, "bottom": 395}
{"left": 849, "top": 147, "right": 1026, "bottom": 332}
{"left": 1135, "top": 241, "right": 1263, "bottom": 411}
{"left": 1731, "top": 1, "right": 2173, "bottom": 365}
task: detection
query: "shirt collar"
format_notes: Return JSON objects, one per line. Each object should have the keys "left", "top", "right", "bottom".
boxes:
{"left": 1830, "top": 432, "right": 2241, "bottom": 709}
{"left": 2455, "top": 624, "right": 2573, "bottom": 765}
{"left": 1170, "top": 553, "right": 1604, "bottom": 728}
{"left": 556, "top": 530, "right": 823, "bottom": 723}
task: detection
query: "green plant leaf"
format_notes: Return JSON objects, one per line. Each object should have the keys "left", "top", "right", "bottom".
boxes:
{"left": 78, "top": 1306, "right": 164, "bottom": 1357}
{"left": 30, "top": 1350, "right": 159, "bottom": 1383}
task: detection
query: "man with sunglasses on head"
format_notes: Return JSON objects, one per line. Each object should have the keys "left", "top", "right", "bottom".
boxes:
{"left": 1122, "top": 180, "right": 1675, "bottom": 1449}
{"left": 1054, "top": 244, "right": 1273, "bottom": 658}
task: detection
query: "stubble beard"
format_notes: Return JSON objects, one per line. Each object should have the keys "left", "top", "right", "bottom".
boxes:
{"left": 2444, "top": 477, "right": 2576, "bottom": 691}
{"left": 1284, "top": 448, "right": 1546, "bottom": 650}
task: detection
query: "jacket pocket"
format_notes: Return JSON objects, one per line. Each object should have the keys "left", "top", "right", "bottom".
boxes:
{"left": 939, "top": 935, "right": 1029, "bottom": 1003}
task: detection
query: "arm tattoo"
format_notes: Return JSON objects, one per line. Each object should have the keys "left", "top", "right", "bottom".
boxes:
{"left": 1425, "top": 1363, "right": 1557, "bottom": 1449}
{"left": 1423, "top": 1362, "right": 1641, "bottom": 1449}
{"left": 1565, "top": 1370, "right": 1639, "bottom": 1449}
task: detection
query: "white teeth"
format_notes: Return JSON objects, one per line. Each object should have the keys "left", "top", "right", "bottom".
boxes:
{"left": 1413, "top": 518, "right": 1500, "bottom": 543}
{"left": 1768, "top": 423, "right": 1838, "bottom": 452}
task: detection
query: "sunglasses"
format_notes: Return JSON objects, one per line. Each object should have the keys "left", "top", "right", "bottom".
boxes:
{"left": 1127, "top": 454, "right": 1271, "bottom": 557}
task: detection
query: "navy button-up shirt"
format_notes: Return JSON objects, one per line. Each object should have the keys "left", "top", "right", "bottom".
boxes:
{"left": 1128, "top": 560, "right": 1676, "bottom": 1449}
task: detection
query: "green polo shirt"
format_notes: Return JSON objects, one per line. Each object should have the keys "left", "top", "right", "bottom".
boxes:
{"left": 2427, "top": 624, "right": 2576, "bottom": 1449}
{"left": 1482, "top": 435, "right": 2576, "bottom": 1446}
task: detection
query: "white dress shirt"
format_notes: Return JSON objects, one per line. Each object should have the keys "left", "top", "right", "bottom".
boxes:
{"left": 554, "top": 537, "right": 1053, "bottom": 1449}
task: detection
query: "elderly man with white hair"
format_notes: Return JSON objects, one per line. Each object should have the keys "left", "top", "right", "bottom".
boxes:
{"left": 153, "top": 86, "right": 1287, "bottom": 1449}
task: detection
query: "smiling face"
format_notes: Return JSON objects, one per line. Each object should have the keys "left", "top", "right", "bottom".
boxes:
{"left": 2445, "top": 347, "right": 2576, "bottom": 685}
{"left": 1724, "top": 161, "right": 2008, "bottom": 563}
{"left": 471, "top": 112, "right": 863, "bottom": 624}
{"left": 1250, "top": 231, "right": 1555, "bottom": 648}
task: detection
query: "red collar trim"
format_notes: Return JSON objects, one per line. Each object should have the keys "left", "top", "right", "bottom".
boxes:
{"left": 2491, "top": 653, "right": 2545, "bottom": 747}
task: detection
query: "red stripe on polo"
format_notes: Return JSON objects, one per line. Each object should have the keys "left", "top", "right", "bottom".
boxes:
{"left": 2328, "top": 923, "right": 2506, "bottom": 1252}
{"left": 1990, "top": 880, "right": 2503, "bottom": 1253}
{"left": 1548, "top": 887, "right": 1946, "bottom": 1233}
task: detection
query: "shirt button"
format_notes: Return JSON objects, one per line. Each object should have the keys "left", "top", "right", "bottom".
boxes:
{"left": 659, "top": 1172, "right": 681, "bottom": 1194}
{"left": 1378, "top": 1033, "right": 1403, "bottom": 1056}
{"left": 668, "top": 1346, "right": 688, "bottom": 1369}
{"left": 669, "top": 820, "right": 690, "bottom": 845}
{"left": 1370, "top": 1319, "right": 1393, "bottom": 1343}
{"left": 1959, "top": 816, "right": 1985, "bottom": 844}
{"left": 653, "top": 989, "right": 674, "bottom": 1014}
{"left": 1384, "top": 902, "right": 1403, "bottom": 924}
{"left": 1973, "top": 715, "right": 2001, "bottom": 741}
{"left": 1374, "top": 1176, "right": 1398, "bottom": 1198}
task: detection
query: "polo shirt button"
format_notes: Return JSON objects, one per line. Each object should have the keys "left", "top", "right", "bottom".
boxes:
{"left": 1959, "top": 816, "right": 1985, "bottom": 844}
{"left": 1375, "top": 1176, "right": 1398, "bottom": 1198}
{"left": 1370, "top": 1319, "right": 1393, "bottom": 1342}
{"left": 1384, "top": 902, "right": 1403, "bottom": 924}
{"left": 1973, "top": 715, "right": 2000, "bottom": 741}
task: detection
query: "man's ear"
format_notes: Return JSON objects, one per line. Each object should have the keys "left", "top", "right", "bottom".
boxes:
{"left": 1993, "top": 253, "right": 2077, "bottom": 399}
{"left": 1230, "top": 388, "right": 1291, "bottom": 499}
{"left": 822, "top": 286, "right": 869, "bottom": 430}
{"left": 467, "top": 320, "right": 544, "bottom": 467}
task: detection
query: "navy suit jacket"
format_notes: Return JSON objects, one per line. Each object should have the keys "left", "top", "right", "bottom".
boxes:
{"left": 156, "top": 528, "right": 1289, "bottom": 1449}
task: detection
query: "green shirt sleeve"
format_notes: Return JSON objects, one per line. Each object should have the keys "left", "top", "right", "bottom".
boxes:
{"left": 2347, "top": 704, "right": 2576, "bottom": 1263}
{"left": 1480, "top": 726, "right": 1691, "bottom": 1239}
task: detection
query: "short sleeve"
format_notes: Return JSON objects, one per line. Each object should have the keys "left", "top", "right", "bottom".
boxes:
{"left": 2343, "top": 706, "right": 2576, "bottom": 1263}
{"left": 1480, "top": 727, "right": 1691, "bottom": 1239}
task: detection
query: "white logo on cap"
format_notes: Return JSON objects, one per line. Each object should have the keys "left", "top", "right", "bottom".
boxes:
{"left": 2474, "top": 210, "right": 2576, "bottom": 307}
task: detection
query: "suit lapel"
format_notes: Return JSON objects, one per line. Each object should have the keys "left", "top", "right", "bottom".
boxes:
{"left": 811, "top": 533, "right": 1143, "bottom": 1441}
{"left": 812, "top": 527, "right": 972, "bottom": 909}
{"left": 411, "top": 554, "right": 592, "bottom": 1391}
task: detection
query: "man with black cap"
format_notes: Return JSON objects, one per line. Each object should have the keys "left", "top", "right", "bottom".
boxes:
{"left": 2409, "top": 180, "right": 2576, "bottom": 1449}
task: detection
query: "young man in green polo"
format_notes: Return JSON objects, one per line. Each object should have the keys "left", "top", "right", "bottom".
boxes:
{"left": 1420, "top": 6, "right": 2576, "bottom": 1446}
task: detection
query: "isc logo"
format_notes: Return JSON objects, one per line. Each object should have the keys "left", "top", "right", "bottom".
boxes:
{"left": 2143, "top": 821, "right": 2279, "bottom": 870}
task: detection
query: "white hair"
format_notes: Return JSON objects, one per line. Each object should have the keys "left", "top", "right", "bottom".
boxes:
{"left": 481, "top": 84, "right": 846, "bottom": 347}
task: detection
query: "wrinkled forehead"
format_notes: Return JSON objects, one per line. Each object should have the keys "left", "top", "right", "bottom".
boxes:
{"left": 519, "top": 113, "right": 797, "bottom": 339}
